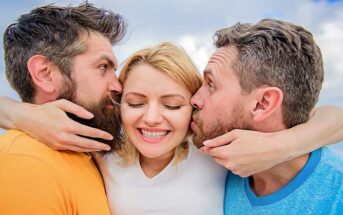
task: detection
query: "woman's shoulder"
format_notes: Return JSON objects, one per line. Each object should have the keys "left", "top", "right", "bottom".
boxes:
{"left": 181, "top": 141, "right": 227, "bottom": 175}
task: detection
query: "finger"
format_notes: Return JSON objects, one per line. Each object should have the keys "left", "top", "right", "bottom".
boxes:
{"left": 69, "top": 120, "right": 113, "bottom": 140}
{"left": 211, "top": 156, "right": 227, "bottom": 167}
{"left": 55, "top": 99, "right": 94, "bottom": 119}
{"left": 211, "top": 155, "right": 240, "bottom": 174}
{"left": 56, "top": 144, "right": 103, "bottom": 153}
{"left": 63, "top": 134, "right": 112, "bottom": 151}
{"left": 205, "top": 145, "right": 230, "bottom": 159}
{"left": 199, "top": 146, "right": 210, "bottom": 153}
{"left": 203, "top": 130, "right": 239, "bottom": 147}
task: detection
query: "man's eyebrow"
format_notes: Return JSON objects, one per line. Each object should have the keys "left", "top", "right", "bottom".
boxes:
{"left": 204, "top": 67, "right": 220, "bottom": 86}
{"left": 204, "top": 69, "right": 211, "bottom": 77}
{"left": 97, "top": 55, "right": 118, "bottom": 70}
{"left": 204, "top": 69, "right": 215, "bottom": 80}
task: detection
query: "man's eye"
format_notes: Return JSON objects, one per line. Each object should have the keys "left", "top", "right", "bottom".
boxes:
{"left": 99, "top": 64, "right": 108, "bottom": 72}
{"left": 208, "top": 81, "right": 215, "bottom": 92}
{"left": 164, "top": 105, "right": 181, "bottom": 110}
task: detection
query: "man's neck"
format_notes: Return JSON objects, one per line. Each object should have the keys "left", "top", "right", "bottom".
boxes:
{"left": 250, "top": 153, "right": 310, "bottom": 196}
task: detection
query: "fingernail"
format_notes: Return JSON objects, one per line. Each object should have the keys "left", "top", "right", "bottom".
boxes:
{"left": 86, "top": 112, "right": 94, "bottom": 118}
{"left": 106, "top": 135, "right": 114, "bottom": 140}
{"left": 203, "top": 140, "right": 210, "bottom": 146}
{"left": 104, "top": 146, "right": 111, "bottom": 151}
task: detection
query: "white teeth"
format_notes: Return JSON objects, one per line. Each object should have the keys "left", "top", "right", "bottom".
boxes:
{"left": 141, "top": 129, "right": 167, "bottom": 139}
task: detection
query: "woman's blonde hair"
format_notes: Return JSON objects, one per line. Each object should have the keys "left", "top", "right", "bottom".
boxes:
{"left": 117, "top": 42, "right": 202, "bottom": 165}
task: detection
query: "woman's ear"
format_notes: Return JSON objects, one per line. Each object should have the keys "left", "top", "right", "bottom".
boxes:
{"left": 27, "top": 55, "right": 56, "bottom": 93}
{"left": 250, "top": 87, "right": 283, "bottom": 122}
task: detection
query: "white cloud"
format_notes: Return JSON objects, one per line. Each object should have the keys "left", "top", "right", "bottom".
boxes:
{"left": 317, "top": 20, "right": 343, "bottom": 90}
{"left": 178, "top": 35, "right": 214, "bottom": 71}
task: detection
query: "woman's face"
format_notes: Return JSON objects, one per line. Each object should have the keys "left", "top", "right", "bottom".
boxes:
{"left": 120, "top": 64, "right": 192, "bottom": 160}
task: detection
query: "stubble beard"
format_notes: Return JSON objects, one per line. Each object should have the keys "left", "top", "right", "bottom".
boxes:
{"left": 192, "top": 105, "right": 251, "bottom": 148}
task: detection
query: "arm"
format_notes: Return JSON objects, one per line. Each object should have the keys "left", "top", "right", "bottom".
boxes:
{"left": 279, "top": 106, "right": 343, "bottom": 158}
{"left": 0, "top": 96, "right": 19, "bottom": 129}
{"left": 201, "top": 106, "right": 343, "bottom": 177}
{"left": 0, "top": 96, "right": 112, "bottom": 152}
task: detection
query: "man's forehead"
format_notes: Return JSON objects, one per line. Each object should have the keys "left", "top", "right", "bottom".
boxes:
{"left": 205, "top": 46, "right": 237, "bottom": 75}
{"left": 209, "top": 46, "right": 237, "bottom": 63}
{"left": 81, "top": 32, "right": 118, "bottom": 65}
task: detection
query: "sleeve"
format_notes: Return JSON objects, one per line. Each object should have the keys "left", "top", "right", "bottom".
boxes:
{"left": 0, "top": 154, "right": 70, "bottom": 215}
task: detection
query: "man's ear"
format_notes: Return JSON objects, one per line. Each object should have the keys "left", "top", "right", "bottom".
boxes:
{"left": 250, "top": 87, "right": 283, "bottom": 122}
{"left": 27, "top": 55, "right": 56, "bottom": 93}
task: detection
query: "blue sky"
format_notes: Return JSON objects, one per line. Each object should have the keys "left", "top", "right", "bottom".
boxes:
{"left": 0, "top": 0, "right": 342, "bottom": 155}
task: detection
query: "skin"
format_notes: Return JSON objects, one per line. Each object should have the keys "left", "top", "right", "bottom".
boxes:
{"left": 191, "top": 46, "right": 251, "bottom": 147}
{"left": 121, "top": 64, "right": 192, "bottom": 177}
{"left": 70, "top": 32, "right": 121, "bottom": 107}
{"left": 16, "top": 32, "right": 123, "bottom": 152}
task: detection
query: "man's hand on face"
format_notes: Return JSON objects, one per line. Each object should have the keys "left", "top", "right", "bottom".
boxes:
{"left": 14, "top": 99, "right": 113, "bottom": 152}
{"left": 199, "top": 129, "right": 289, "bottom": 177}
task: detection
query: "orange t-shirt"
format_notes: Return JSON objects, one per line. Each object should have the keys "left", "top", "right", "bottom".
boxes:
{"left": 0, "top": 130, "right": 111, "bottom": 215}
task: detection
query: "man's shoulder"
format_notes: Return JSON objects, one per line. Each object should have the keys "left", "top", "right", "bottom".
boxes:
{"left": 0, "top": 129, "right": 86, "bottom": 168}
{"left": 310, "top": 148, "right": 343, "bottom": 193}
{"left": 1, "top": 129, "right": 58, "bottom": 157}
{"left": 320, "top": 147, "right": 343, "bottom": 174}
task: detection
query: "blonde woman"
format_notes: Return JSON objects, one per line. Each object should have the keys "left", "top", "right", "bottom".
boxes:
{"left": 92, "top": 42, "right": 226, "bottom": 214}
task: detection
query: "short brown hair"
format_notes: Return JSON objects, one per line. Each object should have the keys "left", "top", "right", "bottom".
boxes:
{"left": 214, "top": 19, "right": 324, "bottom": 128}
{"left": 4, "top": 3, "right": 127, "bottom": 102}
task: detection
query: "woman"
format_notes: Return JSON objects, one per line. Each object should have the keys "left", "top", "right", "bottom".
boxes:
{"left": 96, "top": 42, "right": 226, "bottom": 214}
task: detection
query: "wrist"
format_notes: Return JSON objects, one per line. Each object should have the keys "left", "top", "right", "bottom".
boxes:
{"left": 273, "top": 129, "right": 298, "bottom": 162}
{"left": 12, "top": 102, "right": 35, "bottom": 130}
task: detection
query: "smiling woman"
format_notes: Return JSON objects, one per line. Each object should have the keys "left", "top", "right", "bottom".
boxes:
{"left": 120, "top": 64, "right": 192, "bottom": 168}
{"left": 117, "top": 42, "right": 201, "bottom": 167}
{"left": 94, "top": 42, "right": 227, "bottom": 215}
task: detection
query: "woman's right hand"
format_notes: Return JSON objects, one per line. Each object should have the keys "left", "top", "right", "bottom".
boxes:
{"left": 12, "top": 99, "right": 113, "bottom": 152}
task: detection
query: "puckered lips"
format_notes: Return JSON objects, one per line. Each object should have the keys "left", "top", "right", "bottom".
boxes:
{"left": 190, "top": 119, "right": 201, "bottom": 134}
{"left": 137, "top": 127, "right": 171, "bottom": 144}
{"left": 105, "top": 103, "right": 115, "bottom": 110}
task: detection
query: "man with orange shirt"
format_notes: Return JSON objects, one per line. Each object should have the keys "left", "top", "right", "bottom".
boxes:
{"left": 0, "top": 3, "right": 126, "bottom": 214}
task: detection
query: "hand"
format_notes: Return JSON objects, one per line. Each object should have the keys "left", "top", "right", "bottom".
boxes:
{"left": 13, "top": 99, "right": 114, "bottom": 152}
{"left": 199, "top": 129, "right": 289, "bottom": 177}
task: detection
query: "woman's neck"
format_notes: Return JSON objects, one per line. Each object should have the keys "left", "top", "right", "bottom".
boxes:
{"left": 139, "top": 150, "right": 175, "bottom": 178}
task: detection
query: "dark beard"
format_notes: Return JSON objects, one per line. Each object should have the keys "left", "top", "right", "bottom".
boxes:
{"left": 58, "top": 79, "right": 123, "bottom": 154}
{"left": 192, "top": 106, "right": 251, "bottom": 148}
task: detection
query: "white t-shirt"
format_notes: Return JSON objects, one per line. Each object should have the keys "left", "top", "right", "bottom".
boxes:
{"left": 95, "top": 143, "right": 227, "bottom": 215}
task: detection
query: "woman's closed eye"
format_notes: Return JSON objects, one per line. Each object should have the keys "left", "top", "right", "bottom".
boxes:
{"left": 127, "top": 102, "right": 144, "bottom": 108}
{"left": 164, "top": 105, "right": 182, "bottom": 110}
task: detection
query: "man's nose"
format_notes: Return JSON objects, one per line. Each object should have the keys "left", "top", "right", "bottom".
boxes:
{"left": 108, "top": 74, "right": 122, "bottom": 93}
{"left": 190, "top": 90, "right": 204, "bottom": 110}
